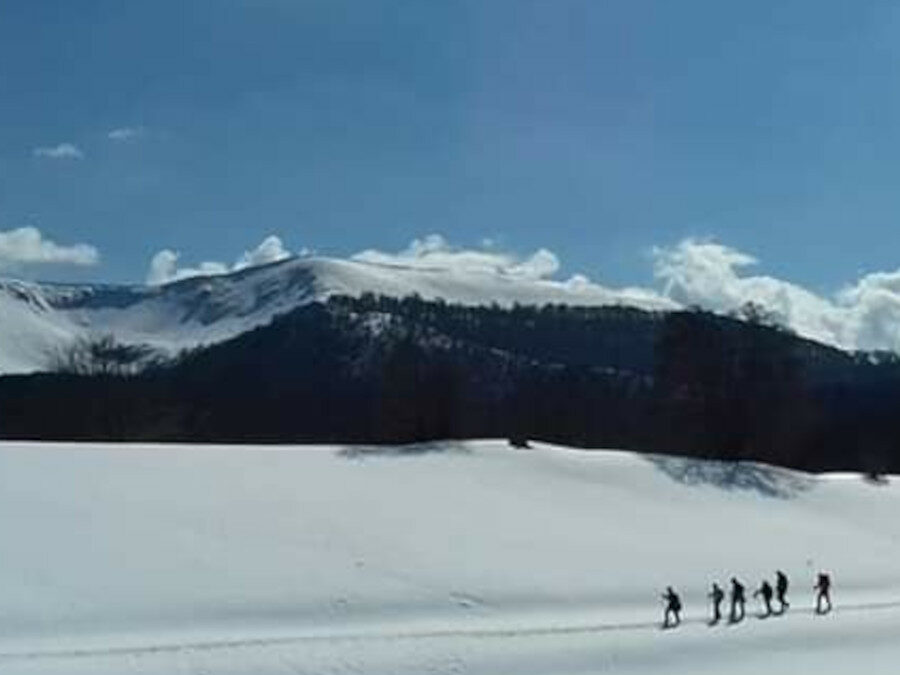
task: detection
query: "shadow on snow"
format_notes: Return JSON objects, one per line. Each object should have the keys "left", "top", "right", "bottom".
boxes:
{"left": 647, "top": 455, "right": 815, "bottom": 499}
{"left": 337, "top": 441, "right": 473, "bottom": 460}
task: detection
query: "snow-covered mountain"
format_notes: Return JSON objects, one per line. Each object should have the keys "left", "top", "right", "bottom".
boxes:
{"left": 0, "top": 257, "right": 676, "bottom": 374}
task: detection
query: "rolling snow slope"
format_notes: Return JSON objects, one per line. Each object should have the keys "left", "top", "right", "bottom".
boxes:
{"left": 0, "top": 257, "right": 675, "bottom": 374}
{"left": 1, "top": 440, "right": 899, "bottom": 674}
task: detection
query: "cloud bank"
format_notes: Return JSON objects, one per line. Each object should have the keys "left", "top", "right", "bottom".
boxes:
{"left": 33, "top": 143, "right": 84, "bottom": 160}
{"left": 651, "top": 238, "right": 900, "bottom": 353}
{"left": 352, "top": 234, "right": 562, "bottom": 280}
{"left": 0, "top": 227, "right": 99, "bottom": 269}
{"left": 146, "top": 235, "right": 293, "bottom": 285}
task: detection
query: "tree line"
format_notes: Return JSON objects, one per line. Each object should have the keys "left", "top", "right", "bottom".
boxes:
{"left": 0, "top": 294, "right": 898, "bottom": 473}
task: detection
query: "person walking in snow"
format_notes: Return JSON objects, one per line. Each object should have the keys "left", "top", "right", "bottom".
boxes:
{"left": 815, "top": 572, "right": 832, "bottom": 614}
{"left": 708, "top": 582, "right": 724, "bottom": 625}
{"left": 753, "top": 580, "right": 774, "bottom": 617}
{"left": 776, "top": 570, "right": 790, "bottom": 613}
{"left": 662, "top": 586, "right": 682, "bottom": 628}
{"left": 729, "top": 577, "right": 746, "bottom": 623}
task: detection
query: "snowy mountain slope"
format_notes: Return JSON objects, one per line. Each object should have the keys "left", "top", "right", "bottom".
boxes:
{"left": 1, "top": 439, "right": 899, "bottom": 674}
{"left": 0, "top": 257, "right": 677, "bottom": 374}
{"left": 0, "top": 282, "right": 78, "bottom": 374}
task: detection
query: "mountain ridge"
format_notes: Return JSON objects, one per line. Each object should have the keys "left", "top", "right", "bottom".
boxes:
{"left": 0, "top": 255, "right": 676, "bottom": 374}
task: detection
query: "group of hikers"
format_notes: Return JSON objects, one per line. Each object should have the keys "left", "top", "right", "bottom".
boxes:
{"left": 661, "top": 571, "right": 832, "bottom": 628}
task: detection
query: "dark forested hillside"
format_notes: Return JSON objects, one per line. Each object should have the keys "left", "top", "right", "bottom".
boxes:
{"left": 1, "top": 294, "right": 899, "bottom": 472}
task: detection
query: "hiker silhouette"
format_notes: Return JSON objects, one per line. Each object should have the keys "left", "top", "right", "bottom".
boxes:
{"left": 754, "top": 580, "right": 774, "bottom": 617}
{"left": 662, "top": 586, "right": 682, "bottom": 628}
{"left": 776, "top": 570, "right": 790, "bottom": 613}
{"left": 815, "top": 572, "right": 832, "bottom": 614}
{"left": 708, "top": 582, "right": 724, "bottom": 625}
{"left": 729, "top": 577, "right": 746, "bottom": 623}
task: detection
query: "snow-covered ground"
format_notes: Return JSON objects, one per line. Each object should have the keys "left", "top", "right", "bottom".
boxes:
{"left": 0, "top": 439, "right": 897, "bottom": 674}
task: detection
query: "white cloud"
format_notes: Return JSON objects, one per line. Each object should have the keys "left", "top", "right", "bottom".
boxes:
{"left": 650, "top": 238, "right": 900, "bottom": 353}
{"left": 234, "top": 235, "right": 292, "bottom": 271}
{"left": 146, "top": 250, "right": 228, "bottom": 286}
{"left": 0, "top": 227, "right": 99, "bottom": 269}
{"left": 107, "top": 127, "right": 144, "bottom": 142}
{"left": 146, "top": 235, "right": 294, "bottom": 285}
{"left": 835, "top": 272, "right": 900, "bottom": 352}
{"left": 352, "top": 234, "right": 561, "bottom": 281}
{"left": 33, "top": 143, "right": 84, "bottom": 160}
{"left": 507, "top": 248, "right": 561, "bottom": 280}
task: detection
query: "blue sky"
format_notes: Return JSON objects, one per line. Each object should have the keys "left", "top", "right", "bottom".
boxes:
{"left": 3, "top": 0, "right": 900, "bottom": 292}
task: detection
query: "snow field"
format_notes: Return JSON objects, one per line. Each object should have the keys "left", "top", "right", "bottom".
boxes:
{"left": 0, "top": 440, "right": 897, "bottom": 673}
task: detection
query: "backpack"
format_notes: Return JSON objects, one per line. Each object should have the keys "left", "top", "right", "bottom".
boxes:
{"left": 670, "top": 594, "right": 682, "bottom": 611}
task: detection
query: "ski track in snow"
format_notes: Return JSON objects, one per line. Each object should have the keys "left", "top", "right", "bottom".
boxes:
{"left": 0, "top": 600, "right": 896, "bottom": 666}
